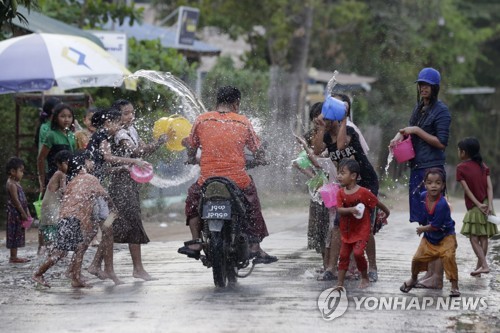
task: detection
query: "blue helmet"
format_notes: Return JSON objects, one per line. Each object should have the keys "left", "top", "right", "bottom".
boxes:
{"left": 416, "top": 67, "right": 441, "bottom": 85}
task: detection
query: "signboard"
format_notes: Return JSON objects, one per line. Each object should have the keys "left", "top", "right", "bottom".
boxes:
{"left": 89, "top": 31, "right": 128, "bottom": 66}
{"left": 176, "top": 6, "right": 199, "bottom": 46}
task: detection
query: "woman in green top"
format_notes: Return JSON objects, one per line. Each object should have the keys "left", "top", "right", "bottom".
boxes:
{"left": 37, "top": 103, "right": 76, "bottom": 192}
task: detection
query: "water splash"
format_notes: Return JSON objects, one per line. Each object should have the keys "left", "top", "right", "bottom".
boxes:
{"left": 149, "top": 165, "right": 200, "bottom": 188}
{"left": 385, "top": 149, "right": 394, "bottom": 176}
{"left": 125, "top": 70, "right": 207, "bottom": 189}
{"left": 128, "top": 70, "right": 207, "bottom": 122}
{"left": 326, "top": 70, "right": 339, "bottom": 96}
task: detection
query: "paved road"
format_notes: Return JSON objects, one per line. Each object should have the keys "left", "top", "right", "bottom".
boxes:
{"left": 0, "top": 204, "right": 499, "bottom": 333}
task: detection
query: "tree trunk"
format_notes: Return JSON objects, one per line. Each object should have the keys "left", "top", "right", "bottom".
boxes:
{"left": 261, "top": 5, "right": 313, "bottom": 193}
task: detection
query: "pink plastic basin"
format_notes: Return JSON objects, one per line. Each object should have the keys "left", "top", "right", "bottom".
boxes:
{"left": 319, "top": 183, "right": 340, "bottom": 208}
{"left": 130, "top": 163, "right": 154, "bottom": 183}
{"left": 392, "top": 136, "right": 415, "bottom": 163}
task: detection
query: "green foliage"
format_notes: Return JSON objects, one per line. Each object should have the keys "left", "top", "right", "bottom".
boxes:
{"left": 0, "top": 0, "right": 36, "bottom": 27}
{"left": 36, "top": 0, "right": 143, "bottom": 29}
{"left": 201, "top": 56, "right": 270, "bottom": 119}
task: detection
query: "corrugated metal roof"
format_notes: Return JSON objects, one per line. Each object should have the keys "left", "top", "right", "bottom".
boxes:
{"left": 309, "top": 68, "right": 377, "bottom": 85}
{"left": 11, "top": 6, "right": 105, "bottom": 48}
{"left": 101, "top": 17, "right": 220, "bottom": 56}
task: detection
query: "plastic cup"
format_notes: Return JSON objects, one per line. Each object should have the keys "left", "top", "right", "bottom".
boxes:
{"left": 21, "top": 217, "right": 34, "bottom": 229}
{"left": 353, "top": 203, "right": 365, "bottom": 219}
{"left": 294, "top": 150, "right": 313, "bottom": 169}
{"left": 487, "top": 215, "right": 500, "bottom": 225}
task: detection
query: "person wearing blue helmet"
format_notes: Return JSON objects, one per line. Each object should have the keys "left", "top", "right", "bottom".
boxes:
{"left": 390, "top": 67, "right": 451, "bottom": 289}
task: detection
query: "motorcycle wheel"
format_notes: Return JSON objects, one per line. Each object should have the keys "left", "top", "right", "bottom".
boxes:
{"left": 210, "top": 231, "right": 228, "bottom": 287}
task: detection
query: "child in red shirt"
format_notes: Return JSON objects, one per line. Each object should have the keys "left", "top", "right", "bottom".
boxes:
{"left": 335, "top": 159, "right": 390, "bottom": 289}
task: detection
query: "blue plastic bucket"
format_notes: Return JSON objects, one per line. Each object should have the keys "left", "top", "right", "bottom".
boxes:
{"left": 322, "top": 96, "right": 346, "bottom": 121}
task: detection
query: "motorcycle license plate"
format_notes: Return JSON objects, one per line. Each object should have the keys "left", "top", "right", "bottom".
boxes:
{"left": 202, "top": 201, "right": 232, "bottom": 220}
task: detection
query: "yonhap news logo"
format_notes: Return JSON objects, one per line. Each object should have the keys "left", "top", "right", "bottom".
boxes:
{"left": 317, "top": 288, "right": 488, "bottom": 321}
{"left": 317, "top": 287, "right": 348, "bottom": 321}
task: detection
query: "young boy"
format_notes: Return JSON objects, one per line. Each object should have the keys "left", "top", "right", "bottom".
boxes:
{"left": 38, "top": 150, "right": 72, "bottom": 253}
{"left": 400, "top": 168, "right": 460, "bottom": 297}
{"left": 335, "top": 159, "right": 390, "bottom": 289}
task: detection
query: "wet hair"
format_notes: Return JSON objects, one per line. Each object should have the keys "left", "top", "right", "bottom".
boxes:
{"left": 332, "top": 93, "right": 352, "bottom": 118}
{"left": 112, "top": 99, "right": 132, "bottom": 111}
{"left": 309, "top": 102, "right": 323, "bottom": 122}
{"left": 339, "top": 158, "right": 360, "bottom": 178}
{"left": 66, "top": 150, "right": 90, "bottom": 181}
{"left": 91, "top": 107, "right": 122, "bottom": 128}
{"left": 54, "top": 150, "right": 72, "bottom": 166}
{"left": 216, "top": 86, "right": 241, "bottom": 106}
{"left": 458, "top": 137, "right": 483, "bottom": 170}
{"left": 6, "top": 157, "right": 24, "bottom": 174}
{"left": 51, "top": 103, "right": 75, "bottom": 130}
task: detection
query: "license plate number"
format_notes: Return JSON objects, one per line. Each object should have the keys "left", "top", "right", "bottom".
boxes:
{"left": 202, "top": 201, "right": 231, "bottom": 220}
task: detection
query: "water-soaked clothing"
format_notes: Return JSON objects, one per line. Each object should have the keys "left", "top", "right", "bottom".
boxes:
{"left": 188, "top": 111, "right": 261, "bottom": 189}
{"left": 110, "top": 126, "right": 149, "bottom": 244}
{"left": 6, "top": 183, "right": 27, "bottom": 249}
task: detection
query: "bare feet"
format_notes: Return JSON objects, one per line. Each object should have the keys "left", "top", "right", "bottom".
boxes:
{"left": 358, "top": 278, "right": 370, "bottom": 289}
{"left": 106, "top": 271, "right": 125, "bottom": 285}
{"left": 87, "top": 266, "right": 108, "bottom": 280}
{"left": 9, "top": 257, "right": 30, "bottom": 263}
{"left": 133, "top": 270, "right": 158, "bottom": 281}
{"left": 471, "top": 267, "right": 490, "bottom": 276}
{"left": 32, "top": 275, "right": 51, "bottom": 288}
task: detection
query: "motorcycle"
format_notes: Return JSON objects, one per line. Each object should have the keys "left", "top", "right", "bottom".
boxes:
{"left": 191, "top": 155, "right": 269, "bottom": 288}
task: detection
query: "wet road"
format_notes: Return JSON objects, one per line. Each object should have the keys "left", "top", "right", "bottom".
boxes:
{"left": 1, "top": 202, "right": 499, "bottom": 333}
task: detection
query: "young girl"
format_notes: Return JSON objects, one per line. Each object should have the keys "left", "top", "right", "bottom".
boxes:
{"left": 108, "top": 99, "right": 167, "bottom": 281}
{"left": 5, "top": 157, "right": 31, "bottom": 263}
{"left": 38, "top": 150, "right": 72, "bottom": 253}
{"left": 86, "top": 107, "right": 147, "bottom": 285}
{"left": 37, "top": 103, "right": 76, "bottom": 193}
{"left": 457, "top": 137, "right": 498, "bottom": 276}
{"left": 400, "top": 168, "right": 460, "bottom": 297}
{"left": 335, "top": 159, "right": 390, "bottom": 290}
{"left": 75, "top": 107, "right": 97, "bottom": 150}
{"left": 33, "top": 152, "right": 115, "bottom": 288}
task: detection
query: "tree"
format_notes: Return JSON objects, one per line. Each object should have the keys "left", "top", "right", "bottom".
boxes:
{"left": 0, "top": 0, "right": 36, "bottom": 28}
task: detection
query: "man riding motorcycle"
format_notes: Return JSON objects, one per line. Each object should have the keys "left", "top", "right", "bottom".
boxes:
{"left": 178, "top": 86, "right": 277, "bottom": 264}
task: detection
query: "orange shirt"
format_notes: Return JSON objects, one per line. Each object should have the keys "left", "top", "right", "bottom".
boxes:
{"left": 188, "top": 111, "right": 261, "bottom": 189}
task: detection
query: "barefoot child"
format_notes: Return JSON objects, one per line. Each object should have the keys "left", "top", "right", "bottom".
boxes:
{"left": 457, "top": 137, "right": 498, "bottom": 276}
{"left": 5, "top": 157, "right": 31, "bottom": 263}
{"left": 33, "top": 152, "right": 116, "bottom": 288}
{"left": 39, "top": 150, "right": 72, "bottom": 252}
{"left": 400, "top": 168, "right": 460, "bottom": 297}
{"left": 335, "top": 159, "right": 390, "bottom": 289}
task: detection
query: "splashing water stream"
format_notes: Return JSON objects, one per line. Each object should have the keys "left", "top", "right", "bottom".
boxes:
{"left": 126, "top": 70, "right": 208, "bottom": 189}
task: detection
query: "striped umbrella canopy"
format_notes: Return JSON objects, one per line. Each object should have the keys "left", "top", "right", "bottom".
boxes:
{"left": 0, "top": 33, "right": 136, "bottom": 94}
